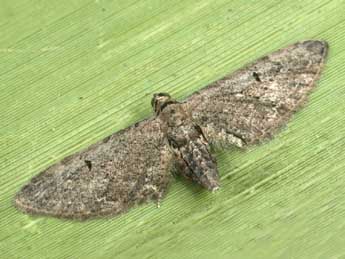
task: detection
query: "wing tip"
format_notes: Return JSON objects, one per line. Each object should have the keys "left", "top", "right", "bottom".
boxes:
{"left": 285, "top": 39, "right": 329, "bottom": 114}
{"left": 300, "top": 39, "right": 329, "bottom": 60}
{"left": 14, "top": 183, "right": 131, "bottom": 220}
{"left": 14, "top": 186, "right": 44, "bottom": 217}
{"left": 14, "top": 194, "right": 98, "bottom": 220}
{"left": 14, "top": 188, "right": 38, "bottom": 217}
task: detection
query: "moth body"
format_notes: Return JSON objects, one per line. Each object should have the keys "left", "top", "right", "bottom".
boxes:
{"left": 154, "top": 96, "right": 220, "bottom": 191}
{"left": 15, "top": 40, "right": 328, "bottom": 219}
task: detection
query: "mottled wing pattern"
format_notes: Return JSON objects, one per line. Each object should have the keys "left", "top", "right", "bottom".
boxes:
{"left": 184, "top": 40, "right": 328, "bottom": 147}
{"left": 15, "top": 118, "right": 172, "bottom": 219}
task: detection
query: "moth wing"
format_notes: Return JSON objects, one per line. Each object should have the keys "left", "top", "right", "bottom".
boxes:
{"left": 15, "top": 118, "right": 173, "bottom": 219}
{"left": 184, "top": 40, "right": 328, "bottom": 147}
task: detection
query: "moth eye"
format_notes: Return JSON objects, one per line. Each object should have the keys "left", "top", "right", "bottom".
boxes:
{"left": 168, "top": 138, "right": 178, "bottom": 149}
{"left": 84, "top": 160, "right": 92, "bottom": 171}
{"left": 157, "top": 92, "right": 170, "bottom": 97}
{"left": 252, "top": 72, "right": 261, "bottom": 82}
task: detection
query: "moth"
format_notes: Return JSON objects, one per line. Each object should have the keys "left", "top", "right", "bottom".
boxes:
{"left": 15, "top": 40, "right": 328, "bottom": 219}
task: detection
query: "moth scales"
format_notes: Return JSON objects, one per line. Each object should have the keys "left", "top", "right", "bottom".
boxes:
{"left": 15, "top": 40, "right": 328, "bottom": 219}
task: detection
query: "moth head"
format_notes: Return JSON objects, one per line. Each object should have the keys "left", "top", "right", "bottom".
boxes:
{"left": 151, "top": 92, "right": 175, "bottom": 115}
